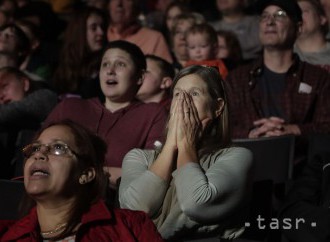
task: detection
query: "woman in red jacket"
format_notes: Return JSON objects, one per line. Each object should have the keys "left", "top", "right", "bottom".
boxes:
{"left": 0, "top": 120, "right": 164, "bottom": 241}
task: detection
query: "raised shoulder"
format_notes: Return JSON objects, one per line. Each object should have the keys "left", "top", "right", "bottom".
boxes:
{"left": 124, "top": 148, "right": 158, "bottom": 166}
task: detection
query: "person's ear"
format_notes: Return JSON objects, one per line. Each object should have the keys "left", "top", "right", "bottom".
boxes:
{"left": 79, "top": 168, "right": 96, "bottom": 184}
{"left": 215, "top": 98, "right": 224, "bottom": 118}
{"left": 160, "top": 76, "right": 173, "bottom": 90}
{"left": 320, "top": 15, "right": 327, "bottom": 26}
{"left": 137, "top": 70, "right": 145, "bottom": 86}
{"left": 22, "top": 77, "right": 30, "bottom": 92}
{"left": 296, "top": 22, "right": 303, "bottom": 35}
{"left": 31, "top": 39, "right": 40, "bottom": 51}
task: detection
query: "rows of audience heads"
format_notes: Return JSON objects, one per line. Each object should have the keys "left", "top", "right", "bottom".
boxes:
{"left": 0, "top": 0, "right": 330, "bottom": 241}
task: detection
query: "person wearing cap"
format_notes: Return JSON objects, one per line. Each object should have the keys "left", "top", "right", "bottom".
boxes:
{"left": 226, "top": 0, "right": 330, "bottom": 143}
{"left": 294, "top": 0, "right": 330, "bottom": 71}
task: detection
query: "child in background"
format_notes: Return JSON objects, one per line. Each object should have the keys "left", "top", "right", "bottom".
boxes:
{"left": 185, "top": 23, "right": 228, "bottom": 79}
{"left": 216, "top": 30, "right": 243, "bottom": 70}
{"left": 136, "top": 55, "right": 174, "bottom": 110}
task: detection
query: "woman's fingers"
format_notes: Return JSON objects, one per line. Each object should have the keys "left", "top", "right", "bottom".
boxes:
{"left": 186, "top": 93, "right": 200, "bottom": 126}
{"left": 182, "top": 92, "right": 191, "bottom": 122}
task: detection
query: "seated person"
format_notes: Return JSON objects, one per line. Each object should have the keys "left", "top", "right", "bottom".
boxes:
{"left": 107, "top": 0, "right": 173, "bottom": 63}
{"left": 216, "top": 30, "right": 243, "bottom": 70}
{"left": 52, "top": 7, "right": 107, "bottom": 98}
{"left": 0, "top": 23, "right": 30, "bottom": 68}
{"left": 0, "top": 120, "right": 164, "bottom": 241}
{"left": 210, "top": 0, "right": 262, "bottom": 61}
{"left": 0, "top": 66, "right": 57, "bottom": 129}
{"left": 279, "top": 151, "right": 330, "bottom": 242}
{"left": 44, "top": 40, "right": 168, "bottom": 189}
{"left": 136, "top": 54, "right": 175, "bottom": 110}
{"left": 0, "top": 66, "right": 57, "bottom": 179}
{"left": 169, "top": 12, "right": 205, "bottom": 71}
{"left": 185, "top": 23, "right": 228, "bottom": 79}
{"left": 227, "top": 0, "right": 330, "bottom": 140}
{"left": 15, "top": 19, "right": 56, "bottom": 81}
{"left": 294, "top": 0, "right": 330, "bottom": 72}
{"left": 119, "top": 65, "right": 253, "bottom": 241}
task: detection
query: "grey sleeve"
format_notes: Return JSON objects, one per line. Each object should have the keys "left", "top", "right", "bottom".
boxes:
{"left": 174, "top": 147, "right": 253, "bottom": 223}
{"left": 119, "top": 149, "right": 169, "bottom": 217}
{"left": 0, "top": 89, "right": 58, "bottom": 125}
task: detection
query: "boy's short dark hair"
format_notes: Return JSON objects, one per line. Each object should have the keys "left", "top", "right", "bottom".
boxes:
{"left": 145, "top": 54, "right": 175, "bottom": 80}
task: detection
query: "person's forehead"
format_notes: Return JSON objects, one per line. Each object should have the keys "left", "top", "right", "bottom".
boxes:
{"left": 0, "top": 72, "right": 17, "bottom": 83}
{"left": 262, "top": 5, "right": 284, "bottom": 13}
{"left": 38, "top": 125, "right": 75, "bottom": 145}
{"left": 176, "top": 74, "right": 207, "bottom": 88}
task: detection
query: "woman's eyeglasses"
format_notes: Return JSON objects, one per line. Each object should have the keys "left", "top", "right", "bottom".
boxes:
{"left": 260, "top": 10, "right": 288, "bottom": 23}
{"left": 22, "top": 142, "right": 78, "bottom": 159}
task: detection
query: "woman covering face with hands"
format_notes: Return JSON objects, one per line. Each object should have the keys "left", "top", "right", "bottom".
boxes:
{"left": 119, "top": 65, "right": 253, "bottom": 241}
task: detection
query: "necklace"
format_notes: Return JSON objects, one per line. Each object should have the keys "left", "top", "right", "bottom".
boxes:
{"left": 40, "top": 223, "right": 67, "bottom": 238}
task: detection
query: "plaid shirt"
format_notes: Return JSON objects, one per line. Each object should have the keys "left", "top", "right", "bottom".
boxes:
{"left": 226, "top": 56, "right": 330, "bottom": 138}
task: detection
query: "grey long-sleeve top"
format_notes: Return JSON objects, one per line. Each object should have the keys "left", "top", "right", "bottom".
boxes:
{"left": 0, "top": 89, "right": 58, "bottom": 128}
{"left": 119, "top": 147, "right": 253, "bottom": 240}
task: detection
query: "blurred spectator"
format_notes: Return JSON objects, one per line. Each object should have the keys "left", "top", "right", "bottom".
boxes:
{"left": 0, "top": 66, "right": 57, "bottom": 179}
{"left": 170, "top": 13, "right": 205, "bottom": 71}
{"left": 320, "top": 0, "right": 330, "bottom": 39}
{"left": 162, "top": 1, "right": 190, "bottom": 45}
{"left": 53, "top": 7, "right": 106, "bottom": 98}
{"left": 15, "top": 1, "right": 66, "bottom": 42}
{"left": 106, "top": 0, "right": 173, "bottom": 63}
{"left": 210, "top": 0, "right": 262, "bottom": 61}
{"left": 0, "top": 0, "right": 17, "bottom": 19}
{"left": 0, "top": 23, "right": 30, "bottom": 67}
{"left": 295, "top": 0, "right": 330, "bottom": 71}
{"left": 0, "top": 66, "right": 57, "bottom": 126}
{"left": 216, "top": 30, "right": 243, "bottom": 69}
{"left": 145, "top": 0, "right": 173, "bottom": 32}
{"left": 15, "top": 19, "right": 55, "bottom": 80}
{"left": 136, "top": 54, "right": 174, "bottom": 109}
{"left": 185, "top": 23, "right": 228, "bottom": 79}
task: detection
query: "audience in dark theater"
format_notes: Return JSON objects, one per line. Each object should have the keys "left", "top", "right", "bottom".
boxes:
{"left": 0, "top": 0, "right": 329, "bottom": 241}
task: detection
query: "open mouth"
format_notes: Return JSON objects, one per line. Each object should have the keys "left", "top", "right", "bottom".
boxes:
{"left": 106, "top": 80, "right": 118, "bottom": 86}
{"left": 31, "top": 169, "right": 49, "bottom": 177}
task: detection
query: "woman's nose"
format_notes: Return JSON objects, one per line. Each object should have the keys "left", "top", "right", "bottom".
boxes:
{"left": 33, "top": 151, "right": 47, "bottom": 161}
{"left": 33, "top": 145, "right": 50, "bottom": 160}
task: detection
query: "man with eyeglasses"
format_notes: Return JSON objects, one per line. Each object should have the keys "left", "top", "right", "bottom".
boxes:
{"left": 227, "top": 0, "right": 330, "bottom": 142}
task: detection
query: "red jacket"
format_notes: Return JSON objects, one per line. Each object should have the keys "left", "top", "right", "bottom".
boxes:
{"left": 0, "top": 200, "right": 164, "bottom": 242}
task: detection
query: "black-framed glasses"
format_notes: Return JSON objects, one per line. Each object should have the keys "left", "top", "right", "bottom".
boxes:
{"left": 260, "top": 10, "right": 288, "bottom": 23}
{"left": 22, "top": 142, "right": 79, "bottom": 159}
